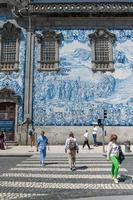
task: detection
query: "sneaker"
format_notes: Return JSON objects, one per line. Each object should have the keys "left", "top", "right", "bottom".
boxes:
{"left": 114, "top": 178, "right": 119, "bottom": 184}
{"left": 41, "top": 161, "right": 45, "bottom": 167}
{"left": 72, "top": 167, "right": 76, "bottom": 171}
{"left": 112, "top": 176, "right": 115, "bottom": 180}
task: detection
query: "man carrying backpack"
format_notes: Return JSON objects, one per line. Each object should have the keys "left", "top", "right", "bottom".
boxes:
{"left": 65, "top": 132, "right": 79, "bottom": 171}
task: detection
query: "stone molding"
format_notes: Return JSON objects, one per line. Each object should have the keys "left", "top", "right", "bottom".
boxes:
{"left": 36, "top": 30, "right": 63, "bottom": 71}
{"left": 89, "top": 29, "right": 116, "bottom": 72}
{"left": 30, "top": 2, "right": 133, "bottom": 15}
{"left": 0, "top": 88, "right": 19, "bottom": 104}
{"left": 0, "top": 21, "right": 21, "bottom": 72}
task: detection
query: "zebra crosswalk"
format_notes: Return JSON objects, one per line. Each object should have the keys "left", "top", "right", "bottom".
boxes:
{"left": 0, "top": 154, "right": 132, "bottom": 200}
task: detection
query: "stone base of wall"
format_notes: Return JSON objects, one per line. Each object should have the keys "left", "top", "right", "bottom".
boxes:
{"left": 17, "top": 126, "right": 133, "bottom": 145}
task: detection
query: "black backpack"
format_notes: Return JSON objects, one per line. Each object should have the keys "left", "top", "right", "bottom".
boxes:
{"left": 119, "top": 146, "right": 125, "bottom": 164}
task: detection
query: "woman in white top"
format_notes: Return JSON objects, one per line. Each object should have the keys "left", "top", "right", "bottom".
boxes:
{"left": 107, "top": 134, "right": 120, "bottom": 184}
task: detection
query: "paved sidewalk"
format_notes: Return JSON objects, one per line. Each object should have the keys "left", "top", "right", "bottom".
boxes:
{"left": 0, "top": 144, "right": 133, "bottom": 156}
{"left": 68, "top": 195, "right": 133, "bottom": 200}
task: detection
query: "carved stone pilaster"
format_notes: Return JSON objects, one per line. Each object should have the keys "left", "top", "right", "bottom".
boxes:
{"left": 24, "top": 22, "right": 34, "bottom": 120}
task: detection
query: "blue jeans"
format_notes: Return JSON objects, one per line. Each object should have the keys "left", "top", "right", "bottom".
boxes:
{"left": 39, "top": 148, "right": 46, "bottom": 163}
{"left": 93, "top": 134, "right": 97, "bottom": 145}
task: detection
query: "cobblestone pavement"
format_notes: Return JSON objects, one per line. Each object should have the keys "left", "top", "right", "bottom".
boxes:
{"left": 0, "top": 154, "right": 133, "bottom": 200}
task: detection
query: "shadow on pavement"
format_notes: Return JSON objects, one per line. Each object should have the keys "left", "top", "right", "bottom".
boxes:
{"left": 119, "top": 175, "right": 133, "bottom": 182}
{"left": 76, "top": 166, "right": 88, "bottom": 170}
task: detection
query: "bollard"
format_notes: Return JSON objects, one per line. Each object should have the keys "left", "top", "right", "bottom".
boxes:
{"left": 124, "top": 141, "right": 131, "bottom": 152}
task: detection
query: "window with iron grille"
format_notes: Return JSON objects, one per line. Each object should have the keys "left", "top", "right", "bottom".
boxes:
{"left": 89, "top": 29, "right": 116, "bottom": 72}
{"left": 37, "top": 31, "right": 63, "bottom": 71}
{"left": 95, "top": 39, "right": 109, "bottom": 62}
{"left": 1, "top": 38, "right": 16, "bottom": 62}
{"left": 0, "top": 22, "right": 21, "bottom": 72}
{"left": 41, "top": 38, "right": 55, "bottom": 63}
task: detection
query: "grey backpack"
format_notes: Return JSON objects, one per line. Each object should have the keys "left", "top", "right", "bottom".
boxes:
{"left": 69, "top": 139, "right": 76, "bottom": 150}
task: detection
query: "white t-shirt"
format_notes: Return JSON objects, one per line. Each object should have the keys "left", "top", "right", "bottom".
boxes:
{"left": 84, "top": 132, "right": 89, "bottom": 138}
{"left": 107, "top": 142, "right": 119, "bottom": 159}
{"left": 92, "top": 127, "right": 97, "bottom": 135}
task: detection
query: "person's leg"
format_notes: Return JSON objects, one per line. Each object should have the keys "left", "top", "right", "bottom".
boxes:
{"left": 39, "top": 149, "right": 43, "bottom": 164}
{"left": 30, "top": 136, "right": 32, "bottom": 147}
{"left": 32, "top": 136, "right": 35, "bottom": 146}
{"left": 67, "top": 150, "right": 72, "bottom": 169}
{"left": 82, "top": 140, "right": 86, "bottom": 148}
{"left": 111, "top": 158, "right": 115, "bottom": 178}
{"left": 86, "top": 140, "right": 91, "bottom": 149}
{"left": 93, "top": 134, "right": 96, "bottom": 146}
{"left": 71, "top": 150, "right": 76, "bottom": 169}
{"left": 113, "top": 157, "right": 119, "bottom": 178}
{"left": 111, "top": 156, "right": 119, "bottom": 181}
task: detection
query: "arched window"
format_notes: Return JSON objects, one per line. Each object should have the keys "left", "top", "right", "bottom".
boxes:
{"left": 0, "top": 21, "right": 21, "bottom": 72}
{"left": 37, "top": 30, "right": 63, "bottom": 71}
{"left": 89, "top": 29, "right": 116, "bottom": 72}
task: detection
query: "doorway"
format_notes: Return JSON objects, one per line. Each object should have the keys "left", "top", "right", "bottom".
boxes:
{"left": 0, "top": 102, "right": 15, "bottom": 141}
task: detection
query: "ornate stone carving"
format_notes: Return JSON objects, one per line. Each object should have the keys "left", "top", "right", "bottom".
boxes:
{"left": 89, "top": 29, "right": 116, "bottom": 43}
{"left": 0, "top": 88, "right": 19, "bottom": 104}
{"left": 30, "top": 2, "right": 133, "bottom": 16}
{"left": 89, "top": 29, "right": 116, "bottom": 72}
{"left": 0, "top": 21, "right": 21, "bottom": 72}
{"left": 36, "top": 30, "right": 63, "bottom": 71}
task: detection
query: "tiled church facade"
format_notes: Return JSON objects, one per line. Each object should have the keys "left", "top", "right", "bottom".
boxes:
{"left": 0, "top": 0, "right": 133, "bottom": 144}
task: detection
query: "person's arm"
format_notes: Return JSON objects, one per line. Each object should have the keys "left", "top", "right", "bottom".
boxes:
{"left": 46, "top": 137, "right": 49, "bottom": 150}
{"left": 36, "top": 137, "right": 40, "bottom": 151}
{"left": 65, "top": 139, "right": 68, "bottom": 153}
{"left": 107, "top": 142, "right": 112, "bottom": 160}
{"left": 74, "top": 138, "right": 79, "bottom": 153}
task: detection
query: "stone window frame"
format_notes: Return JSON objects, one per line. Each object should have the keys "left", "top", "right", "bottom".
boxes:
{"left": 37, "top": 30, "right": 63, "bottom": 71}
{"left": 89, "top": 29, "right": 116, "bottom": 72}
{"left": 0, "top": 21, "right": 21, "bottom": 72}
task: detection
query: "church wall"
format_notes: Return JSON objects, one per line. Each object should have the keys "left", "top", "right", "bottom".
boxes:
{"left": 31, "top": 28, "right": 133, "bottom": 144}
{"left": 0, "top": 16, "right": 26, "bottom": 125}
{"left": 33, "top": 29, "right": 133, "bottom": 127}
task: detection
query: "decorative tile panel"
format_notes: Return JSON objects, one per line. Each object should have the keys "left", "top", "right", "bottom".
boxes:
{"left": 33, "top": 29, "right": 133, "bottom": 126}
{"left": 0, "top": 19, "right": 26, "bottom": 124}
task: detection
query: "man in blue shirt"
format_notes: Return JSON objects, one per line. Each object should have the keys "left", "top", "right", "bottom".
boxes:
{"left": 37, "top": 130, "right": 48, "bottom": 166}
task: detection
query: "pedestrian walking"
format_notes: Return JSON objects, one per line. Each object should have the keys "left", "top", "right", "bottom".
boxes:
{"left": 65, "top": 132, "right": 79, "bottom": 171}
{"left": 107, "top": 134, "right": 120, "bottom": 184}
{"left": 37, "top": 130, "right": 48, "bottom": 166}
{"left": 0, "top": 131, "right": 5, "bottom": 150}
{"left": 28, "top": 125, "right": 36, "bottom": 147}
{"left": 82, "top": 130, "right": 91, "bottom": 149}
{"left": 92, "top": 125, "right": 98, "bottom": 146}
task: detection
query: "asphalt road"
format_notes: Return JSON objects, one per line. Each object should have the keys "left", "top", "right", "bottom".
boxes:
{"left": 0, "top": 155, "right": 133, "bottom": 200}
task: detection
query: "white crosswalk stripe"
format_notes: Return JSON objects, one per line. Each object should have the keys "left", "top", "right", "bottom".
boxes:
{"left": 10, "top": 167, "right": 127, "bottom": 172}
{"left": 16, "top": 163, "right": 112, "bottom": 167}
{"left": 0, "top": 181, "right": 133, "bottom": 190}
{"left": 0, "top": 193, "right": 48, "bottom": 200}
{"left": 0, "top": 154, "right": 131, "bottom": 200}
{"left": 1, "top": 173, "right": 115, "bottom": 179}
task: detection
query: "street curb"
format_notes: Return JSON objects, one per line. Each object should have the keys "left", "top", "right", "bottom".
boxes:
{"left": 0, "top": 154, "right": 33, "bottom": 157}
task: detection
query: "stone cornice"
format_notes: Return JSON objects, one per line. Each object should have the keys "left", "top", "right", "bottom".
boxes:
{"left": 29, "top": 2, "right": 133, "bottom": 15}
{"left": 1, "top": 1, "right": 133, "bottom": 16}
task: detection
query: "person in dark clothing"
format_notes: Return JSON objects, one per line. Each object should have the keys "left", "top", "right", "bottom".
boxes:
{"left": 0, "top": 131, "right": 5, "bottom": 150}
